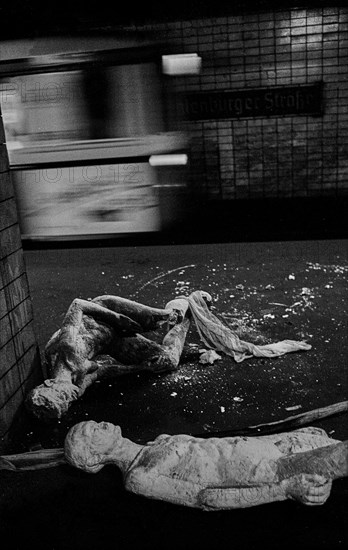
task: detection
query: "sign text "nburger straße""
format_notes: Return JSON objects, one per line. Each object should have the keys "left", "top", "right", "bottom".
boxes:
{"left": 181, "top": 83, "right": 323, "bottom": 120}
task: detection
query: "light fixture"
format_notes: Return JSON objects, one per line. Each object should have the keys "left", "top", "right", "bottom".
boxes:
{"left": 162, "top": 54, "right": 202, "bottom": 75}
{"left": 149, "top": 154, "right": 188, "bottom": 166}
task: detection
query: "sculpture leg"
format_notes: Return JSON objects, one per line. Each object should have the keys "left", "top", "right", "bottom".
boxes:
{"left": 106, "top": 317, "right": 191, "bottom": 375}
{"left": 71, "top": 314, "right": 192, "bottom": 397}
{"left": 92, "top": 295, "right": 186, "bottom": 331}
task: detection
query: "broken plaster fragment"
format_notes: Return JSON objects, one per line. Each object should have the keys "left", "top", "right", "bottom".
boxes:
{"left": 301, "top": 288, "right": 312, "bottom": 296}
{"left": 199, "top": 350, "right": 222, "bottom": 365}
{"left": 285, "top": 405, "right": 302, "bottom": 411}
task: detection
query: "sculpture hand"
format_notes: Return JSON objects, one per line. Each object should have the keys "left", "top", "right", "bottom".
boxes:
{"left": 143, "top": 354, "right": 172, "bottom": 373}
{"left": 165, "top": 297, "right": 190, "bottom": 328}
{"left": 167, "top": 309, "right": 184, "bottom": 327}
{"left": 285, "top": 474, "right": 332, "bottom": 506}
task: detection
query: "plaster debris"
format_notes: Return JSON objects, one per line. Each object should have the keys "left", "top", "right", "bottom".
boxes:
{"left": 306, "top": 262, "right": 348, "bottom": 280}
{"left": 175, "top": 280, "right": 191, "bottom": 294}
{"left": 285, "top": 405, "right": 302, "bottom": 411}
{"left": 199, "top": 350, "right": 222, "bottom": 365}
{"left": 301, "top": 288, "right": 312, "bottom": 296}
{"left": 134, "top": 264, "right": 196, "bottom": 295}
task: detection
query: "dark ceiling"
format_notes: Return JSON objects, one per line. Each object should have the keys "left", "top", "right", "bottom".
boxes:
{"left": 0, "top": 0, "right": 344, "bottom": 40}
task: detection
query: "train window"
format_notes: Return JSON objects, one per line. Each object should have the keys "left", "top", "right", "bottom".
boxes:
{"left": 1, "top": 71, "right": 87, "bottom": 146}
{"left": 106, "top": 63, "right": 164, "bottom": 138}
{"left": 1, "top": 61, "right": 166, "bottom": 146}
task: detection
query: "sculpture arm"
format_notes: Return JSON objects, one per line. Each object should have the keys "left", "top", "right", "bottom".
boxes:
{"left": 198, "top": 475, "right": 333, "bottom": 510}
{"left": 126, "top": 472, "right": 319, "bottom": 510}
{"left": 62, "top": 298, "right": 142, "bottom": 335}
{"left": 197, "top": 483, "right": 289, "bottom": 510}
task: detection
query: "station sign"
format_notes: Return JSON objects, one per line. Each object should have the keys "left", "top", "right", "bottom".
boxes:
{"left": 180, "top": 83, "right": 323, "bottom": 120}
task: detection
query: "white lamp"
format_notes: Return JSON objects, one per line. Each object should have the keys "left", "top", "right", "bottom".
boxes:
{"left": 162, "top": 54, "right": 202, "bottom": 75}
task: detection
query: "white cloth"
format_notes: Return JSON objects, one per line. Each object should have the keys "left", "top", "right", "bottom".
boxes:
{"left": 187, "top": 291, "right": 311, "bottom": 363}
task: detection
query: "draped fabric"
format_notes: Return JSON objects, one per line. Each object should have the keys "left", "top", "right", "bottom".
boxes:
{"left": 0, "top": 448, "right": 66, "bottom": 471}
{"left": 187, "top": 291, "right": 311, "bottom": 363}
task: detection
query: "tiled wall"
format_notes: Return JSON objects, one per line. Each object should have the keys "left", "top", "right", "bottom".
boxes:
{"left": 0, "top": 108, "right": 42, "bottom": 451}
{"left": 138, "top": 6, "right": 348, "bottom": 199}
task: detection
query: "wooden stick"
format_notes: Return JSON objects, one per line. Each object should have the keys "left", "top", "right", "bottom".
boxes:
{"left": 193, "top": 401, "right": 348, "bottom": 438}
{"left": 0, "top": 448, "right": 66, "bottom": 471}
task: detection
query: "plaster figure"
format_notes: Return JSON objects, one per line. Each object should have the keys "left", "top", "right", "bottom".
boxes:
{"left": 26, "top": 293, "right": 202, "bottom": 420}
{"left": 65, "top": 421, "right": 348, "bottom": 510}
{"left": 26, "top": 290, "right": 311, "bottom": 420}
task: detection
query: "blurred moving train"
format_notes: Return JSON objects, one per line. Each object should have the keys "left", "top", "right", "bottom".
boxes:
{"left": 0, "top": 33, "right": 201, "bottom": 240}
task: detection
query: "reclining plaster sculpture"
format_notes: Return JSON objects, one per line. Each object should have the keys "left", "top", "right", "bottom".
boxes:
{"left": 26, "top": 290, "right": 311, "bottom": 420}
{"left": 64, "top": 421, "right": 348, "bottom": 510}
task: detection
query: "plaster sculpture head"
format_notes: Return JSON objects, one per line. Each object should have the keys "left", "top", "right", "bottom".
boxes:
{"left": 26, "top": 379, "right": 80, "bottom": 420}
{"left": 64, "top": 421, "right": 123, "bottom": 473}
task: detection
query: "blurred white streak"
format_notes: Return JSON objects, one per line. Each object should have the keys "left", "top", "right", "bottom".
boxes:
{"left": 162, "top": 54, "right": 202, "bottom": 75}
{"left": 149, "top": 154, "right": 188, "bottom": 166}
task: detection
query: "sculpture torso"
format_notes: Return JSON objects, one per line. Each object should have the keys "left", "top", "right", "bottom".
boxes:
{"left": 45, "top": 315, "right": 115, "bottom": 375}
{"left": 127, "top": 434, "right": 280, "bottom": 486}
{"left": 124, "top": 428, "right": 336, "bottom": 507}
